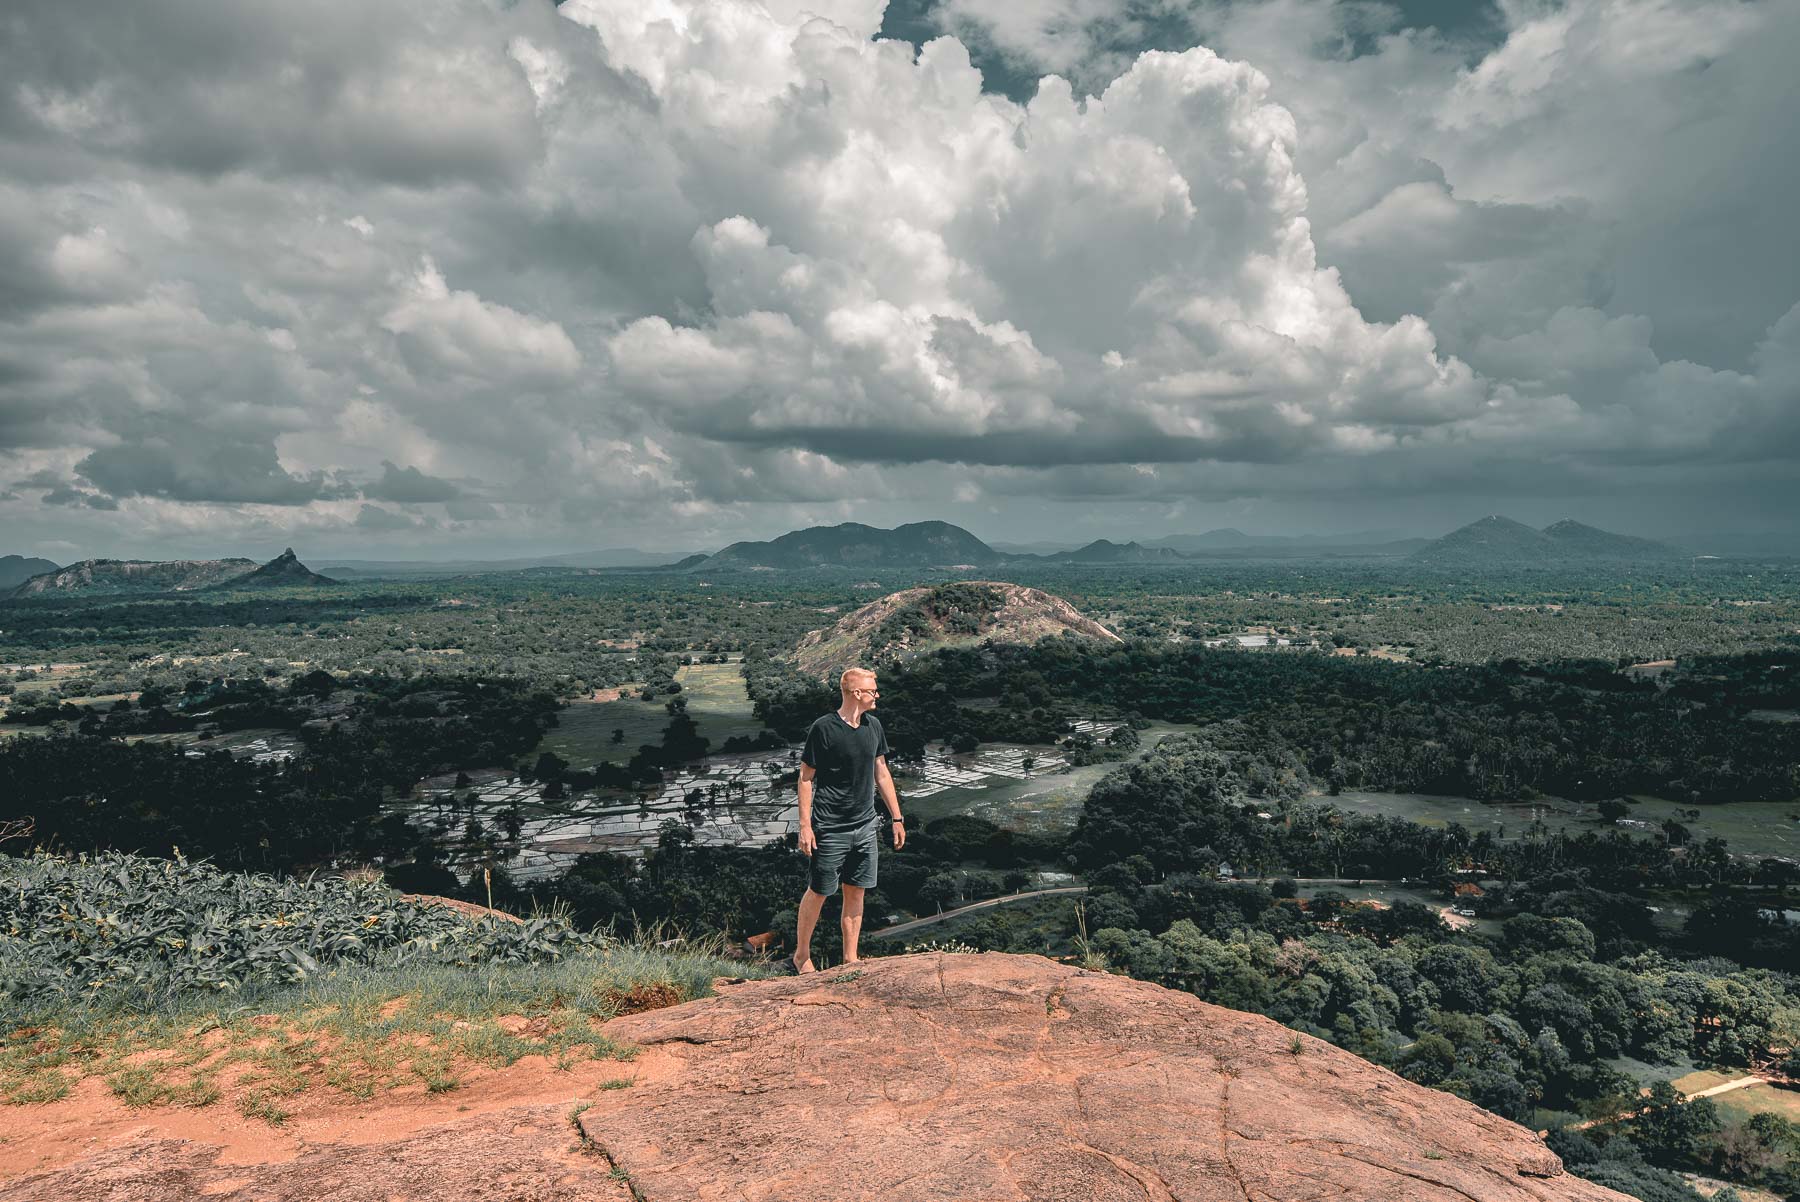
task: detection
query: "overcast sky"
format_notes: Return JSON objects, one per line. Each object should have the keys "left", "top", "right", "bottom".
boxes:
{"left": 2, "top": 0, "right": 1797, "bottom": 561}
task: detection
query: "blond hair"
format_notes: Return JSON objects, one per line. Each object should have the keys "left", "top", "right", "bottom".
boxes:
{"left": 839, "top": 666, "right": 875, "bottom": 695}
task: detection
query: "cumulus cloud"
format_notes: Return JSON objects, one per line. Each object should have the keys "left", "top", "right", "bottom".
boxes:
{"left": 0, "top": 0, "right": 1795, "bottom": 555}
{"left": 382, "top": 257, "right": 581, "bottom": 385}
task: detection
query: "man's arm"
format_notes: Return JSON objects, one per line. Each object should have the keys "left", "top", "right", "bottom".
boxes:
{"left": 874, "top": 756, "right": 905, "bottom": 849}
{"left": 797, "top": 762, "right": 817, "bottom": 856}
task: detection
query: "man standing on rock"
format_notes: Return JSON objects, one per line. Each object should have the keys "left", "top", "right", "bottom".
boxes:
{"left": 791, "top": 666, "right": 904, "bottom": 973}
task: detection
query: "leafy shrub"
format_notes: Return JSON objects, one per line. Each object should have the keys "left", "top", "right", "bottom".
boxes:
{"left": 1, "top": 851, "right": 610, "bottom": 1015}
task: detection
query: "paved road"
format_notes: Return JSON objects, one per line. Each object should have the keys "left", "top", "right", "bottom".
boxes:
{"left": 865, "top": 877, "right": 1428, "bottom": 942}
{"left": 865, "top": 886, "right": 1090, "bottom": 940}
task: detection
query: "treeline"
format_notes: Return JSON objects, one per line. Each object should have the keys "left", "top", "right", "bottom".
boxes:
{"left": 872, "top": 641, "right": 1800, "bottom": 804}
{"left": 1, "top": 674, "right": 561, "bottom": 873}
{"left": 0, "top": 736, "right": 397, "bottom": 871}
{"left": 1066, "top": 728, "right": 1798, "bottom": 960}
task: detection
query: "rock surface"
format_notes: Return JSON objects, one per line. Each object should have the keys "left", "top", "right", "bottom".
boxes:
{"left": 0, "top": 1095, "right": 634, "bottom": 1201}
{"left": 794, "top": 581, "right": 1120, "bottom": 681}
{"left": 582, "top": 953, "right": 1631, "bottom": 1202}
{"left": 2, "top": 952, "right": 1634, "bottom": 1202}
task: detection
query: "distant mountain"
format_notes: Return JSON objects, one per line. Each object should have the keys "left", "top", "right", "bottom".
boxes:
{"left": 10, "top": 557, "right": 257, "bottom": 597}
{"left": 1540, "top": 519, "right": 1685, "bottom": 560}
{"left": 1413, "top": 516, "right": 1685, "bottom": 566}
{"left": 699, "top": 521, "right": 1000, "bottom": 570}
{"left": 0, "top": 555, "right": 59, "bottom": 591}
{"left": 1047, "top": 539, "right": 1185, "bottom": 563}
{"left": 223, "top": 548, "right": 335, "bottom": 588}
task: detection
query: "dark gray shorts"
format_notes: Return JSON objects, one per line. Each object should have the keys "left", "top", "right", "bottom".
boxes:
{"left": 808, "top": 819, "right": 879, "bottom": 896}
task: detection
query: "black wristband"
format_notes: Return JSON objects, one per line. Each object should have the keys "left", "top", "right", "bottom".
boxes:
{"left": 890, "top": 815, "right": 904, "bottom": 824}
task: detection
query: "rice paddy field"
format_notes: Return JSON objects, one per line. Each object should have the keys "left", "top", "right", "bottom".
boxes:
{"left": 900, "top": 721, "right": 1194, "bottom": 837}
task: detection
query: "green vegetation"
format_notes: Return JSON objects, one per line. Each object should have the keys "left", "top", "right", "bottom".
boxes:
{"left": 1, "top": 852, "right": 611, "bottom": 1013}
{"left": 6, "top": 557, "right": 1800, "bottom": 1200}
{"left": 0, "top": 851, "right": 761, "bottom": 1118}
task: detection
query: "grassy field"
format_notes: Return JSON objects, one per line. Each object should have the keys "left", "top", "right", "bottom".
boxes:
{"left": 1672, "top": 1070, "right": 1743, "bottom": 1093}
{"left": 1710, "top": 1083, "right": 1800, "bottom": 1123}
{"left": 536, "top": 696, "right": 671, "bottom": 766}
{"left": 535, "top": 660, "right": 770, "bottom": 768}
{"left": 1328, "top": 790, "right": 1800, "bottom": 860}
{"left": 1668, "top": 1071, "right": 1800, "bottom": 1124}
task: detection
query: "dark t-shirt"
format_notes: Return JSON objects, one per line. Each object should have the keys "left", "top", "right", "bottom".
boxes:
{"left": 801, "top": 711, "right": 889, "bottom": 832}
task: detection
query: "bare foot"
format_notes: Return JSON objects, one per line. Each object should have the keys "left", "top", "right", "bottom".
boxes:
{"left": 791, "top": 952, "right": 816, "bottom": 974}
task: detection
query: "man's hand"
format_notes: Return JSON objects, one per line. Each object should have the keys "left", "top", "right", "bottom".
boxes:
{"left": 798, "top": 825, "right": 817, "bottom": 857}
{"left": 890, "top": 819, "right": 906, "bottom": 850}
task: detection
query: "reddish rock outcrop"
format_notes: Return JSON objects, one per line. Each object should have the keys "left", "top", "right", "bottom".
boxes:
{"left": 582, "top": 952, "right": 1630, "bottom": 1201}
{"left": 2, "top": 953, "right": 1632, "bottom": 1202}
{"left": 0, "top": 1099, "right": 634, "bottom": 1201}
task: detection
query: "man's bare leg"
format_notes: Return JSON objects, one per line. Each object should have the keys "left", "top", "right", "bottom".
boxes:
{"left": 840, "top": 884, "right": 866, "bottom": 964}
{"left": 792, "top": 888, "right": 826, "bottom": 973}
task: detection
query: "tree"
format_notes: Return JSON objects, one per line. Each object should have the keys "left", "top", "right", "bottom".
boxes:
{"left": 1631, "top": 1081, "right": 1721, "bottom": 1168}
{"left": 918, "top": 872, "right": 962, "bottom": 912}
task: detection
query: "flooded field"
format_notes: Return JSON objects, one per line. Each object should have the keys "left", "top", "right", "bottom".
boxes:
{"left": 402, "top": 750, "right": 799, "bottom": 881}
{"left": 404, "top": 718, "right": 1192, "bottom": 878}
{"left": 1327, "top": 790, "right": 1800, "bottom": 861}
{"left": 899, "top": 721, "right": 1192, "bottom": 837}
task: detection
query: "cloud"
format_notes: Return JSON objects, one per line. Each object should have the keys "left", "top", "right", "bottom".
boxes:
{"left": 354, "top": 503, "right": 431, "bottom": 532}
{"left": 0, "top": 0, "right": 1795, "bottom": 555}
{"left": 364, "top": 460, "right": 461, "bottom": 503}
{"left": 3, "top": 0, "right": 547, "bottom": 187}
{"left": 41, "top": 483, "right": 118, "bottom": 510}
{"left": 591, "top": 14, "right": 1490, "bottom": 471}
{"left": 75, "top": 429, "right": 344, "bottom": 506}
{"left": 382, "top": 257, "right": 581, "bottom": 385}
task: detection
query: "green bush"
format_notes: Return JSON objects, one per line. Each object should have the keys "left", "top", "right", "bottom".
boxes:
{"left": 1, "top": 851, "right": 610, "bottom": 1015}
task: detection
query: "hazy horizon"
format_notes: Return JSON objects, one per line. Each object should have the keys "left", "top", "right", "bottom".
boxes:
{"left": 13, "top": 509, "right": 1797, "bottom": 569}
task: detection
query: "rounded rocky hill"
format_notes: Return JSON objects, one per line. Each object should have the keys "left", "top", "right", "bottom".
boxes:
{"left": 793, "top": 580, "right": 1121, "bottom": 681}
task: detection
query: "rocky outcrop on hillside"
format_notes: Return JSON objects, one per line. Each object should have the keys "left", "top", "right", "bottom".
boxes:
{"left": 793, "top": 580, "right": 1121, "bottom": 681}
{"left": 225, "top": 547, "right": 336, "bottom": 588}
{"left": 1, "top": 953, "right": 1629, "bottom": 1202}
{"left": 9, "top": 556, "right": 258, "bottom": 596}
